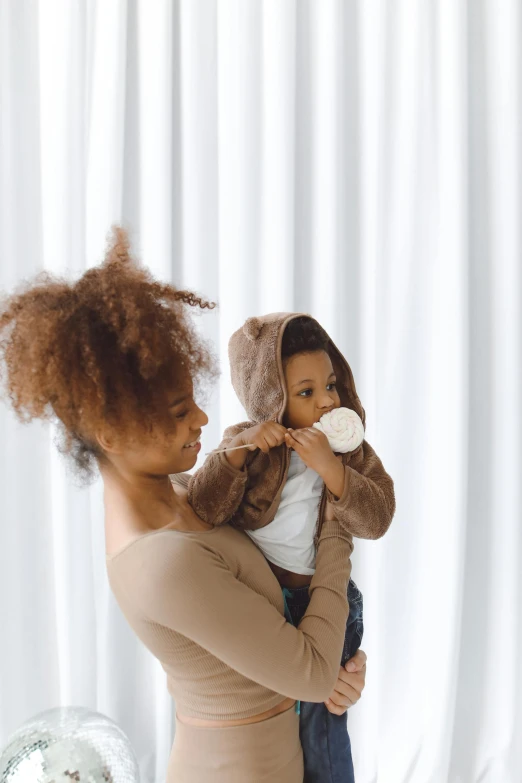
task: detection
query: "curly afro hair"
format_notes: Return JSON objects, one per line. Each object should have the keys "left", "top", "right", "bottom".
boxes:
{"left": 0, "top": 226, "right": 217, "bottom": 478}
{"left": 281, "top": 316, "right": 331, "bottom": 363}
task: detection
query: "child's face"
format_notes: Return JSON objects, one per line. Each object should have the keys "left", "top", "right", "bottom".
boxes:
{"left": 283, "top": 350, "right": 341, "bottom": 429}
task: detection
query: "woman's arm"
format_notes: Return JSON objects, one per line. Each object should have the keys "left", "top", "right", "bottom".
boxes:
{"left": 128, "top": 519, "right": 353, "bottom": 703}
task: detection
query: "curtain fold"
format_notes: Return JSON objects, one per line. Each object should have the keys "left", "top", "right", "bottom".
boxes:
{"left": 0, "top": 2, "right": 520, "bottom": 781}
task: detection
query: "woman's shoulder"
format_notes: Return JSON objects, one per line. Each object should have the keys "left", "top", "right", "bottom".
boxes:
{"left": 107, "top": 520, "right": 248, "bottom": 577}
{"left": 106, "top": 524, "right": 259, "bottom": 620}
{"left": 107, "top": 525, "right": 212, "bottom": 566}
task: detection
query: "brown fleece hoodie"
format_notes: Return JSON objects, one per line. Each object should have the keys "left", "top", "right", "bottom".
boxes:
{"left": 188, "top": 313, "right": 395, "bottom": 541}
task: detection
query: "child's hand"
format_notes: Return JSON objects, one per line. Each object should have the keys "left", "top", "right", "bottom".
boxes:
{"left": 221, "top": 422, "right": 287, "bottom": 469}
{"left": 324, "top": 649, "right": 367, "bottom": 715}
{"left": 285, "top": 427, "right": 337, "bottom": 475}
{"left": 285, "top": 427, "right": 346, "bottom": 497}
{"left": 238, "top": 421, "right": 288, "bottom": 454}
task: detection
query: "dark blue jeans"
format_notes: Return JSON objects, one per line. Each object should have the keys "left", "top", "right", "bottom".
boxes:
{"left": 284, "top": 578, "right": 364, "bottom": 783}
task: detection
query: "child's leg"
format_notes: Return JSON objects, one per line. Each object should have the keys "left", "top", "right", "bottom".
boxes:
{"left": 342, "top": 578, "right": 364, "bottom": 665}
{"left": 299, "top": 700, "right": 354, "bottom": 783}
{"left": 283, "top": 582, "right": 363, "bottom": 783}
{"left": 304, "top": 578, "right": 363, "bottom": 782}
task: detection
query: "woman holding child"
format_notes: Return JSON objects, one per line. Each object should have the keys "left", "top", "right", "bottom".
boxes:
{"left": 0, "top": 230, "right": 394, "bottom": 782}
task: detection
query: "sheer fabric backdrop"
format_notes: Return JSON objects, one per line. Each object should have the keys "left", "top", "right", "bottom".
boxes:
{"left": 0, "top": 2, "right": 520, "bottom": 781}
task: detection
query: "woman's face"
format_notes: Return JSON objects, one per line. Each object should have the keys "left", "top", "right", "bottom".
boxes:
{"left": 160, "top": 386, "right": 209, "bottom": 473}
{"left": 103, "top": 383, "right": 209, "bottom": 477}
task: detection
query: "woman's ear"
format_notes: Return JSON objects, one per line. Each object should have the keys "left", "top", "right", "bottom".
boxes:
{"left": 96, "top": 430, "right": 120, "bottom": 454}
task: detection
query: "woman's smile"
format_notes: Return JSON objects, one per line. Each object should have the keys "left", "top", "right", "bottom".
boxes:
{"left": 183, "top": 434, "right": 202, "bottom": 453}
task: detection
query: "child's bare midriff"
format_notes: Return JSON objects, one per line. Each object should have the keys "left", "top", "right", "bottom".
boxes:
{"left": 268, "top": 561, "right": 313, "bottom": 589}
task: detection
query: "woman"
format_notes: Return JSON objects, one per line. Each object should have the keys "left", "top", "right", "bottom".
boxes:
{"left": 0, "top": 228, "right": 366, "bottom": 782}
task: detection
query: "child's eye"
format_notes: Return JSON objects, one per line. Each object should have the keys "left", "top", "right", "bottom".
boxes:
{"left": 298, "top": 389, "right": 313, "bottom": 398}
{"left": 326, "top": 382, "right": 336, "bottom": 391}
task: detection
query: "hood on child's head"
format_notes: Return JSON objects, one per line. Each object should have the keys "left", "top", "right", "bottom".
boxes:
{"left": 228, "top": 312, "right": 366, "bottom": 427}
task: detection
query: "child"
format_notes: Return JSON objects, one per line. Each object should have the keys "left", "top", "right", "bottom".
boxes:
{"left": 188, "top": 313, "right": 395, "bottom": 782}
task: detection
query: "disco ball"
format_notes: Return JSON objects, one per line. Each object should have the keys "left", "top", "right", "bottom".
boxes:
{"left": 0, "top": 707, "right": 140, "bottom": 783}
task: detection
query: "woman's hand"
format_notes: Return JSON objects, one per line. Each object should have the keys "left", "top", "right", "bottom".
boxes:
{"left": 324, "top": 649, "right": 367, "bottom": 715}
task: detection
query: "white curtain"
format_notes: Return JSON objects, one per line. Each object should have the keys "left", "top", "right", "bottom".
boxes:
{"left": 1, "top": 1, "right": 520, "bottom": 781}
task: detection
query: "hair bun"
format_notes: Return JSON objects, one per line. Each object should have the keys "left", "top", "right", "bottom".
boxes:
{"left": 243, "top": 317, "right": 262, "bottom": 341}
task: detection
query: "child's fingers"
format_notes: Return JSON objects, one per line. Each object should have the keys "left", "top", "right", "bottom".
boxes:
{"left": 271, "top": 427, "right": 288, "bottom": 446}
{"left": 284, "top": 431, "right": 300, "bottom": 448}
{"left": 288, "top": 430, "right": 315, "bottom": 451}
{"left": 253, "top": 434, "right": 271, "bottom": 453}
{"left": 257, "top": 422, "right": 286, "bottom": 446}
{"left": 263, "top": 423, "right": 287, "bottom": 447}
{"left": 311, "top": 429, "right": 332, "bottom": 449}
{"left": 267, "top": 423, "right": 286, "bottom": 441}
{"left": 285, "top": 431, "right": 305, "bottom": 455}
{"left": 286, "top": 428, "right": 309, "bottom": 446}
{"left": 285, "top": 430, "right": 300, "bottom": 445}
{"left": 297, "top": 426, "right": 319, "bottom": 439}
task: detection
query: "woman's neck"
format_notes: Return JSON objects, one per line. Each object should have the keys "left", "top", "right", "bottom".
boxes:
{"left": 101, "top": 463, "right": 211, "bottom": 557}
{"left": 102, "top": 463, "right": 179, "bottom": 525}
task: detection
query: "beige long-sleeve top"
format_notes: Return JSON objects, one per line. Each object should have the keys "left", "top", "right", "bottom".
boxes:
{"left": 107, "top": 506, "right": 353, "bottom": 721}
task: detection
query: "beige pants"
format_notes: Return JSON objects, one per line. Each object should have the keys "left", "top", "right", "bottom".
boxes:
{"left": 167, "top": 705, "right": 304, "bottom": 782}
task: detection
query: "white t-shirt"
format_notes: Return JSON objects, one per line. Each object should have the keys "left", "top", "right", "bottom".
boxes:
{"left": 246, "top": 450, "right": 323, "bottom": 575}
